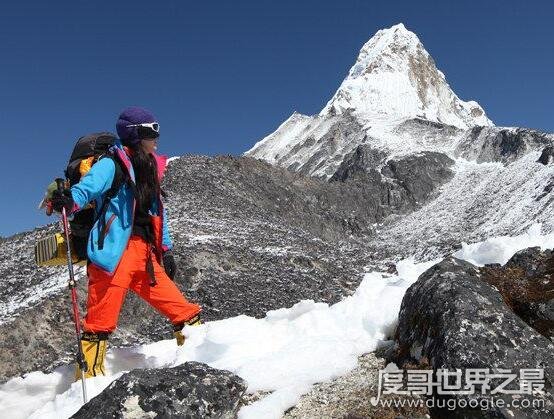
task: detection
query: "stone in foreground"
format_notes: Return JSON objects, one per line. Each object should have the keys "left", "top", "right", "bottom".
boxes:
{"left": 71, "top": 362, "right": 247, "bottom": 419}
{"left": 390, "top": 257, "right": 554, "bottom": 419}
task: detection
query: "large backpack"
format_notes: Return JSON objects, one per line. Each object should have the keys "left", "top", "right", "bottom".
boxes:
{"left": 64, "top": 132, "right": 128, "bottom": 260}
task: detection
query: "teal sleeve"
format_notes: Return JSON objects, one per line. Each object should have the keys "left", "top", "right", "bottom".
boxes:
{"left": 70, "top": 158, "right": 116, "bottom": 209}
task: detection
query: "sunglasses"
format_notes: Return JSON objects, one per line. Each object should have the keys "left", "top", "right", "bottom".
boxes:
{"left": 126, "top": 122, "right": 160, "bottom": 133}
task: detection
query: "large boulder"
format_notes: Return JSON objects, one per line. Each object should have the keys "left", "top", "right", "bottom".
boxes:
{"left": 389, "top": 257, "right": 554, "bottom": 418}
{"left": 71, "top": 362, "right": 247, "bottom": 418}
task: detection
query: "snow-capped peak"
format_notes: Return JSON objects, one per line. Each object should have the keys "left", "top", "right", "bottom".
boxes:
{"left": 347, "top": 23, "right": 422, "bottom": 77}
{"left": 246, "top": 24, "right": 495, "bottom": 179}
{"left": 320, "top": 23, "right": 493, "bottom": 129}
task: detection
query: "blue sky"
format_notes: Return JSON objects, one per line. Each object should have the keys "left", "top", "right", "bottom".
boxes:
{"left": 1, "top": 0, "right": 553, "bottom": 236}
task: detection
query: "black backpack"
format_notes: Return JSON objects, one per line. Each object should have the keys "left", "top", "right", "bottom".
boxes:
{"left": 65, "top": 133, "right": 128, "bottom": 260}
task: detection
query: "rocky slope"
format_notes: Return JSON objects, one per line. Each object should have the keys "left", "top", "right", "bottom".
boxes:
{"left": 1, "top": 153, "right": 454, "bottom": 382}
{"left": 370, "top": 130, "right": 554, "bottom": 261}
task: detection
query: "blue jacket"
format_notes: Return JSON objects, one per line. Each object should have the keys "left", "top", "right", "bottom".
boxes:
{"left": 70, "top": 141, "right": 173, "bottom": 273}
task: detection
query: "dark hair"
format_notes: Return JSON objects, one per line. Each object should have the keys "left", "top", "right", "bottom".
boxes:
{"left": 129, "top": 145, "right": 161, "bottom": 211}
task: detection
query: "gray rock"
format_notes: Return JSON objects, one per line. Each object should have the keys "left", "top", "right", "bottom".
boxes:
{"left": 456, "top": 126, "right": 553, "bottom": 164}
{"left": 330, "top": 144, "right": 387, "bottom": 183}
{"left": 71, "top": 362, "right": 246, "bottom": 419}
{"left": 390, "top": 257, "right": 554, "bottom": 418}
{"left": 331, "top": 146, "right": 454, "bottom": 212}
{"left": 282, "top": 353, "right": 430, "bottom": 419}
{"left": 538, "top": 146, "right": 554, "bottom": 165}
{"left": 504, "top": 247, "right": 552, "bottom": 275}
{"left": 395, "top": 117, "right": 462, "bottom": 136}
{"left": 381, "top": 151, "right": 454, "bottom": 204}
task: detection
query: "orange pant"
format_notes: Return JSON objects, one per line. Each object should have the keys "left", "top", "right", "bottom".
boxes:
{"left": 83, "top": 236, "right": 201, "bottom": 333}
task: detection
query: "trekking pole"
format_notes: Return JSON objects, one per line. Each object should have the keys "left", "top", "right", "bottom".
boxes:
{"left": 56, "top": 179, "right": 88, "bottom": 404}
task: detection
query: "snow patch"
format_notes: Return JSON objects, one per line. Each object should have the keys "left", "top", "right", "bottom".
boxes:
{"left": 0, "top": 267, "right": 86, "bottom": 325}
{"left": 454, "top": 223, "right": 554, "bottom": 266}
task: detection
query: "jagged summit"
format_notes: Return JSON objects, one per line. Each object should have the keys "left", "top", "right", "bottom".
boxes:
{"left": 340, "top": 23, "right": 423, "bottom": 79}
{"left": 320, "top": 23, "right": 492, "bottom": 128}
{"left": 246, "top": 24, "right": 494, "bottom": 178}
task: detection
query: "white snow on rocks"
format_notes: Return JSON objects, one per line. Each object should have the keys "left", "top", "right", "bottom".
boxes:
{"left": 1, "top": 226, "right": 553, "bottom": 419}
{"left": 0, "top": 268, "right": 86, "bottom": 325}
{"left": 454, "top": 223, "right": 554, "bottom": 266}
{"left": 377, "top": 153, "right": 554, "bottom": 260}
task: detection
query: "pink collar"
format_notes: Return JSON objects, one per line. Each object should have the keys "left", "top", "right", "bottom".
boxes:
{"left": 153, "top": 153, "right": 168, "bottom": 180}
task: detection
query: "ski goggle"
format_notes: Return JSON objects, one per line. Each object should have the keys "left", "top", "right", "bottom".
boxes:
{"left": 126, "top": 122, "right": 160, "bottom": 133}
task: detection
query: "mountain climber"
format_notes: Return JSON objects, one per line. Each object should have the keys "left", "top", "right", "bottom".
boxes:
{"left": 50, "top": 107, "right": 201, "bottom": 379}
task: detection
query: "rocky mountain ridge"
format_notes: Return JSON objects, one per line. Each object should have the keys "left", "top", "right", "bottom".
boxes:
{"left": 246, "top": 24, "right": 493, "bottom": 179}
{"left": 245, "top": 22, "right": 554, "bottom": 259}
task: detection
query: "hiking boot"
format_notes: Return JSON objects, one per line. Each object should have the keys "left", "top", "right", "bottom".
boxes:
{"left": 173, "top": 315, "right": 201, "bottom": 346}
{"left": 75, "top": 332, "right": 109, "bottom": 380}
